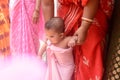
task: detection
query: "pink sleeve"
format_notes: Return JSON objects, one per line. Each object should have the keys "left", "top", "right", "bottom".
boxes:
{"left": 81, "top": 0, "right": 89, "bottom": 6}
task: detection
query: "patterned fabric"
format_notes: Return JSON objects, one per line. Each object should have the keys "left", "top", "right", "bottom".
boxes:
{"left": 57, "top": 0, "right": 114, "bottom": 80}
{"left": 103, "top": 0, "right": 120, "bottom": 79}
{"left": 58, "top": 0, "right": 81, "bottom": 6}
{"left": 104, "top": 41, "right": 120, "bottom": 80}
{"left": 9, "top": 0, "right": 45, "bottom": 56}
{"left": 100, "top": 0, "right": 114, "bottom": 19}
{"left": 0, "top": 0, "right": 10, "bottom": 58}
{"left": 45, "top": 41, "right": 75, "bottom": 80}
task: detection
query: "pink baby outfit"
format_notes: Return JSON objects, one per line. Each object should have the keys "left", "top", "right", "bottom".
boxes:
{"left": 45, "top": 41, "right": 75, "bottom": 80}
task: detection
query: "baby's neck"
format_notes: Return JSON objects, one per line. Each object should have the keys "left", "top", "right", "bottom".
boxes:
{"left": 52, "top": 37, "right": 65, "bottom": 46}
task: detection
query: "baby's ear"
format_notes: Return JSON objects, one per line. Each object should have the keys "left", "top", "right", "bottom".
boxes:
{"left": 60, "top": 33, "right": 64, "bottom": 38}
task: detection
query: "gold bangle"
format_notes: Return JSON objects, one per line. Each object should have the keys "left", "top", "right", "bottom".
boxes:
{"left": 81, "top": 17, "right": 93, "bottom": 23}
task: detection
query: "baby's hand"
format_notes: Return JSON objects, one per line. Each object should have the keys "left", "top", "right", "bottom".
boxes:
{"left": 68, "top": 36, "right": 78, "bottom": 47}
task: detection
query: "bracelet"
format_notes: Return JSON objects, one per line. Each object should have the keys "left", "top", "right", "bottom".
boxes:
{"left": 81, "top": 17, "right": 93, "bottom": 23}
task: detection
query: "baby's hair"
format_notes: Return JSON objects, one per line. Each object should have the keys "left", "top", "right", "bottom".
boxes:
{"left": 45, "top": 17, "right": 65, "bottom": 33}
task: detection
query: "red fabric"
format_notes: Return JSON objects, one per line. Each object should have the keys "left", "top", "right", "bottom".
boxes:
{"left": 81, "top": 0, "right": 88, "bottom": 6}
{"left": 100, "top": 0, "right": 114, "bottom": 19}
{"left": 58, "top": 0, "right": 114, "bottom": 80}
{"left": 58, "top": 0, "right": 81, "bottom": 6}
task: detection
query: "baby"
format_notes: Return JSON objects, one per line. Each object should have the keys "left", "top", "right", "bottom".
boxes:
{"left": 38, "top": 17, "right": 77, "bottom": 80}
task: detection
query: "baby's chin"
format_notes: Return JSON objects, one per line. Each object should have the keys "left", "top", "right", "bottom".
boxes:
{"left": 51, "top": 42, "right": 59, "bottom": 45}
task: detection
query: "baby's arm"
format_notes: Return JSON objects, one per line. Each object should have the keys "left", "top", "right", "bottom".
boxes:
{"left": 67, "top": 36, "right": 78, "bottom": 47}
{"left": 38, "top": 41, "right": 47, "bottom": 60}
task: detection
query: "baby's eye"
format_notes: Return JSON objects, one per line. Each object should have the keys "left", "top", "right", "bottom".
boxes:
{"left": 50, "top": 36, "right": 54, "bottom": 38}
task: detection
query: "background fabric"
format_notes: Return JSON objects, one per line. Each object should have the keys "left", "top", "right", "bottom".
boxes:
{"left": 9, "top": 0, "right": 45, "bottom": 55}
{"left": 0, "top": 0, "right": 10, "bottom": 58}
{"left": 103, "top": 0, "right": 120, "bottom": 79}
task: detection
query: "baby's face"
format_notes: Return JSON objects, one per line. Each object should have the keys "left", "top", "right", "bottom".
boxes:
{"left": 45, "top": 29, "right": 63, "bottom": 44}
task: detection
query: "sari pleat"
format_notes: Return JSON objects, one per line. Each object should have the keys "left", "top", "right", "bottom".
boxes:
{"left": 0, "top": 0, "right": 10, "bottom": 58}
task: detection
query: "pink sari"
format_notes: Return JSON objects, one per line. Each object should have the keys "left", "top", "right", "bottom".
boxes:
{"left": 9, "top": 0, "right": 45, "bottom": 55}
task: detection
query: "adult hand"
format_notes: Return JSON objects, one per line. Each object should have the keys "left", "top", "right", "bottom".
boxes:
{"left": 74, "top": 27, "right": 88, "bottom": 45}
{"left": 32, "top": 10, "right": 39, "bottom": 24}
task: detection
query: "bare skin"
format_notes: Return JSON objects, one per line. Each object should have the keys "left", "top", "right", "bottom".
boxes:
{"left": 32, "top": 0, "right": 54, "bottom": 23}
{"left": 32, "top": 0, "right": 41, "bottom": 24}
{"left": 74, "top": 0, "right": 99, "bottom": 45}
{"left": 41, "top": 0, "right": 54, "bottom": 22}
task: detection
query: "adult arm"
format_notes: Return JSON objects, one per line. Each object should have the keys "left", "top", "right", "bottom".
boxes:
{"left": 74, "top": 0, "right": 99, "bottom": 44}
{"left": 32, "top": 0, "right": 41, "bottom": 23}
{"left": 41, "top": 0, "right": 54, "bottom": 22}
